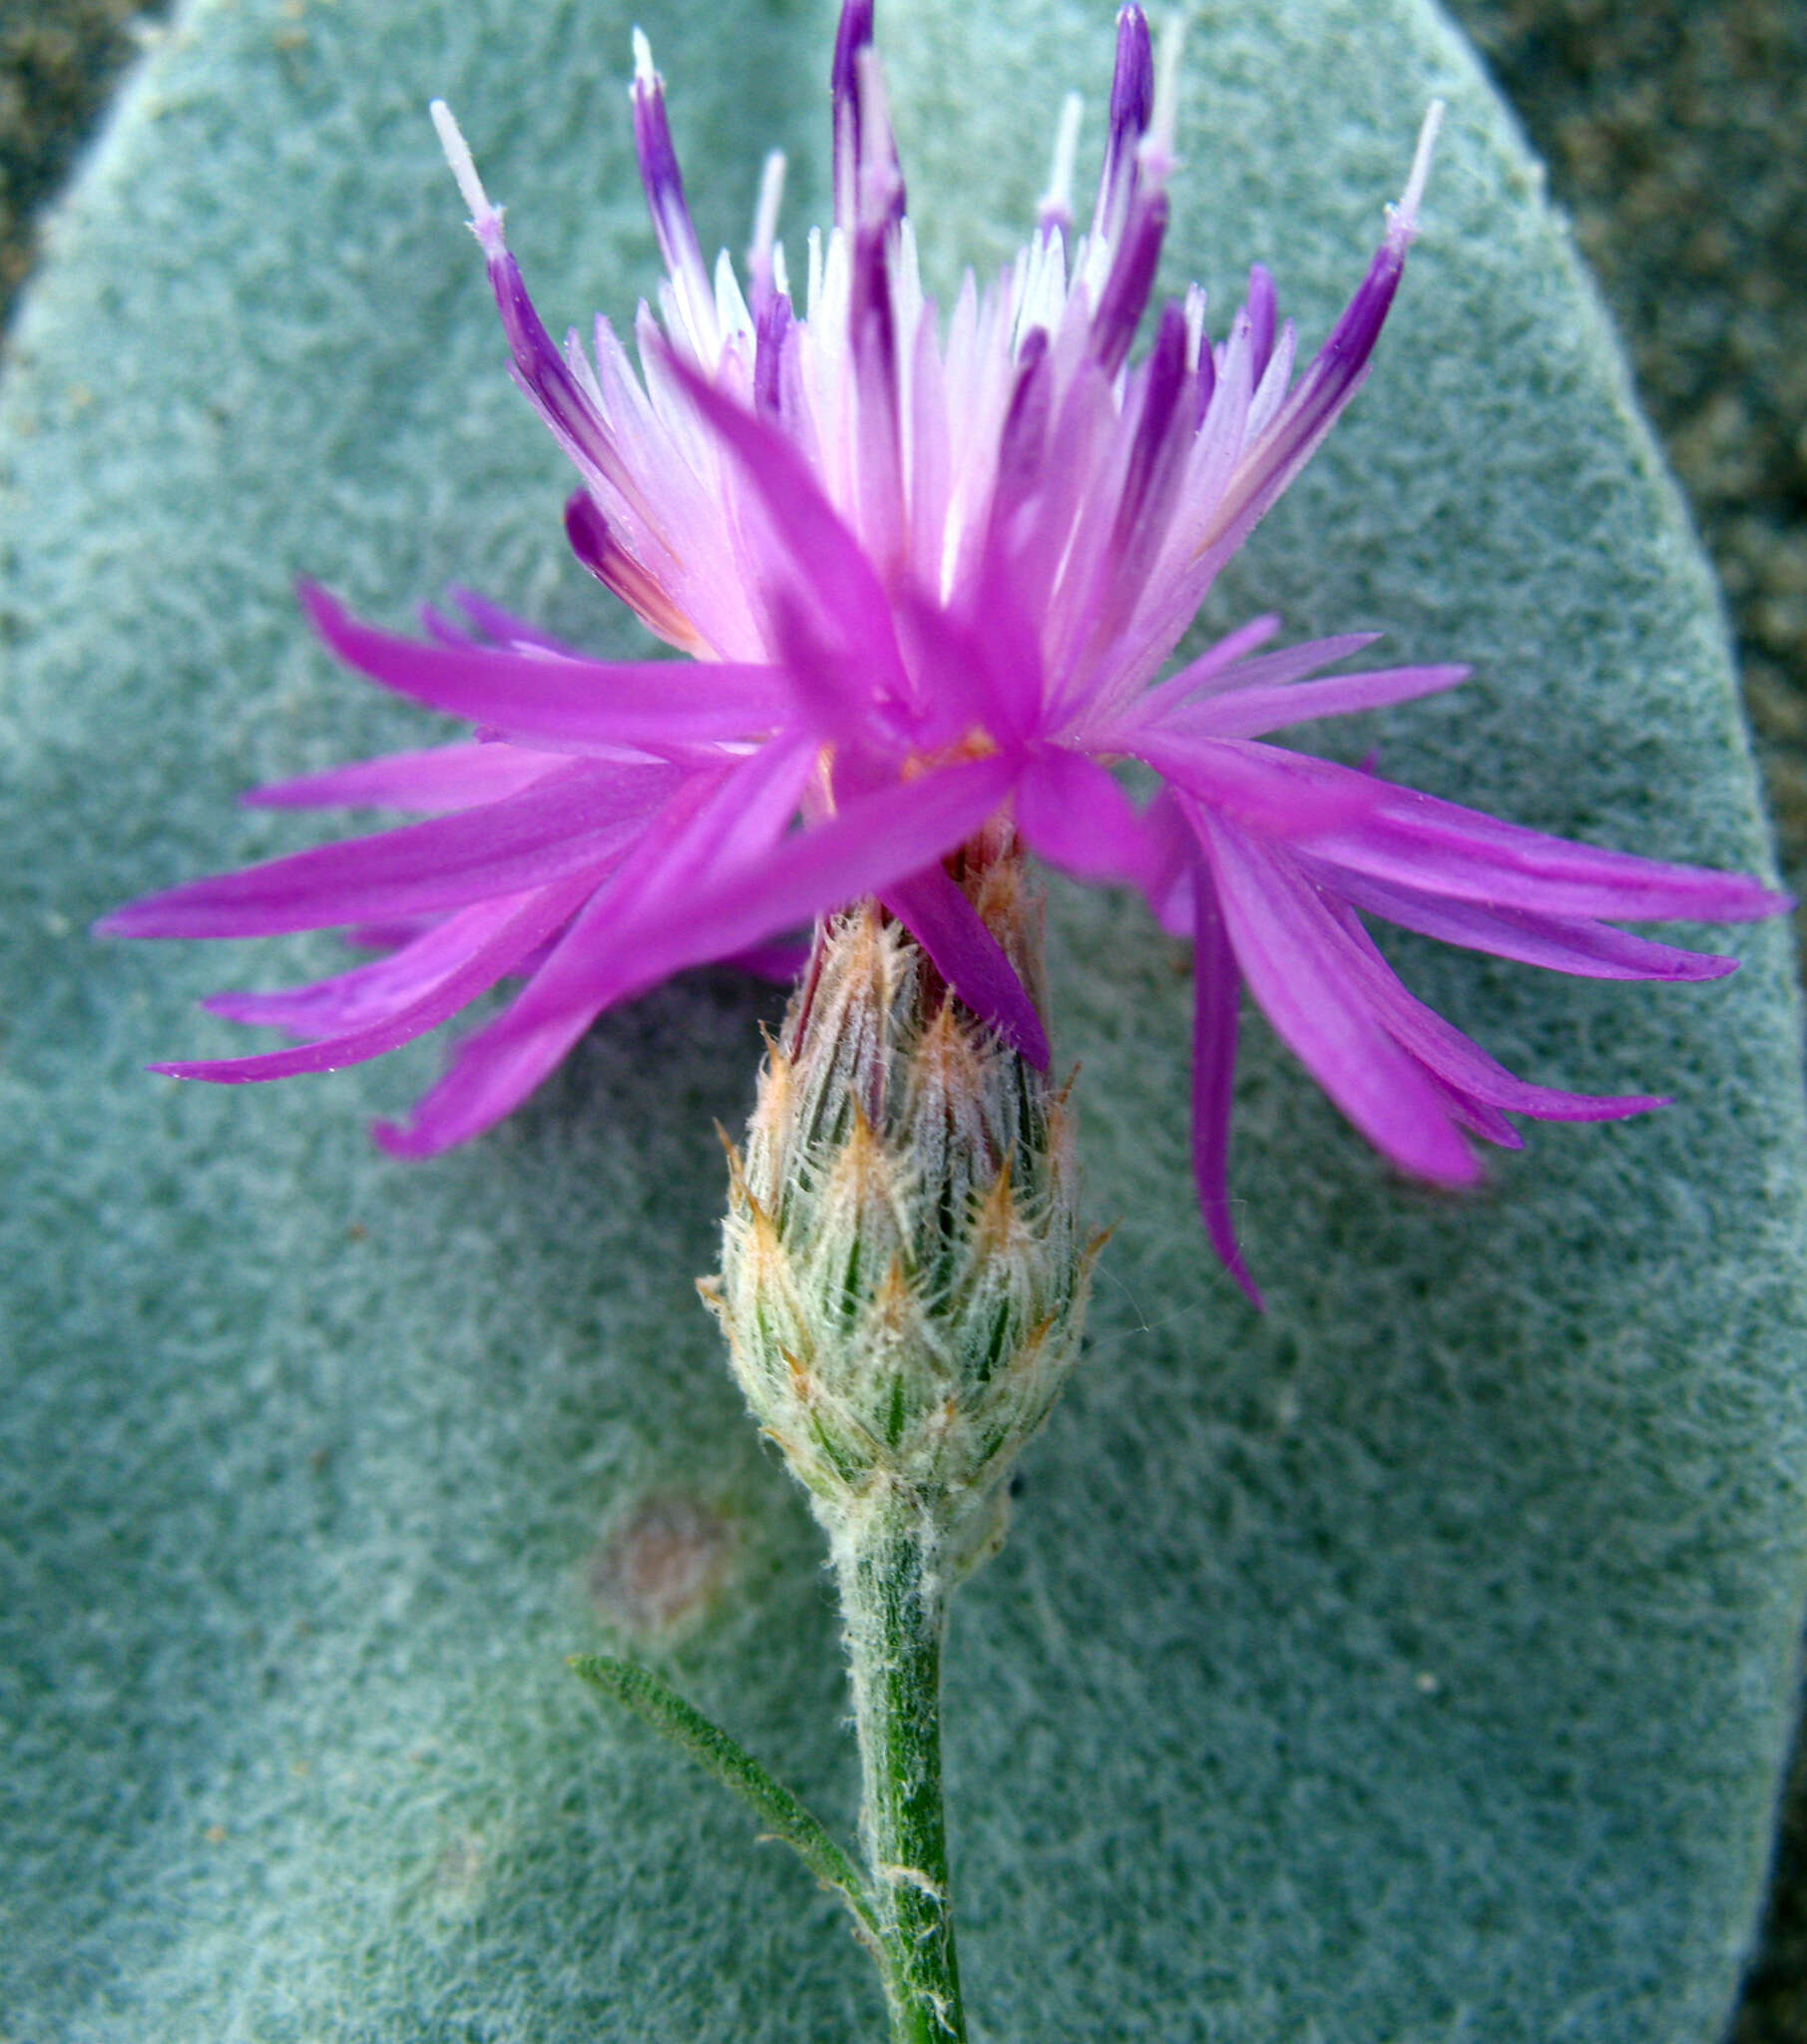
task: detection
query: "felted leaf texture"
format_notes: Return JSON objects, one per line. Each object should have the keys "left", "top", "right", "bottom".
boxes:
{"left": 3, "top": 1, "right": 1804, "bottom": 2039}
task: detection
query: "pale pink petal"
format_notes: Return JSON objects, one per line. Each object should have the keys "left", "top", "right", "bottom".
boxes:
{"left": 656, "top": 352, "right": 912, "bottom": 706}
{"left": 1197, "top": 226, "right": 1413, "bottom": 561}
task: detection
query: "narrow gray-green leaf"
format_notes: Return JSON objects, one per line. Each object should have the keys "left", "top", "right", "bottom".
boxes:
{"left": 569, "top": 1652, "right": 876, "bottom": 1930}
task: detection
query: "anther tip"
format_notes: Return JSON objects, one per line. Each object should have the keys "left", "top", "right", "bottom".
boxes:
{"left": 430, "top": 98, "right": 504, "bottom": 244}
{"left": 1389, "top": 99, "right": 1445, "bottom": 244}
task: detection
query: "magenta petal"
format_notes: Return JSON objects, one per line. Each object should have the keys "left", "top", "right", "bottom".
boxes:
{"left": 1122, "top": 631, "right": 1379, "bottom": 733}
{"left": 1014, "top": 747, "right": 1154, "bottom": 887}
{"left": 99, "top": 761, "right": 681, "bottom": 937}
{"left": 299, "top": 584, "right": 790, "bottom": 750}
{"left": 373, "top": 985, "right": 605, "bottom": 1159}
{"left": 370, "top": 737, "right": 826, "bottom": 1157}
{"left": 1131, "top": 733, "right": 1386, "bottom": 842}
{"left": 1189, "top": 857, "right": 1262, "bottom": 1306}
{"left": 879, "top": 862, "right": 1050, "bottom": 1068}
{"left": 149, "top": 876, "right": 596, "bottom": 1083}
{"left": 1422, "top": 1072, "right": 1524, "bottom": 1149}
{"left": 1191, "top": 801, "right": 1482, "bottom": 1186}
{"left": 767, "top": 586, "right": 903, "bottom": 750}
{"left": 369, "top": 742, "right": 813, "bottom": 1153}
{"left": 1313, "top": 865, "right": 1742, "bottom": 983}
{"left": 364, "top": 752, "right": 798, "bottom": 1155}
{"left": 243, "top": 744, "right": 560, "bottom": 813}
{"left": 892, "top": 575, "right": 1045, "bottom": 753}
{"left": 380, "top": 749, "right": 1007, "bottom": 1159}
{"left": 1309, "top": 774, "right": 1795, "bottom": 923}
{"left": 400, "top": 754, "right": 1016, "bottom": 1154}
{"left": 446, "top": 587, "right": 591, "bottom": 659}
{"left": 1159, "top": 663, "right": 1470, "bottom": 742}
{"left": 1137, "top": 785, "right": 1198, "bottom": 936}
{"left": 202, "top": 894, "right": 543, "bottom": 1036}
{"left": 567, "top": 752, "right": 1019, "bottom": 1017}
{"left": 1322, "top": 897, "right": 1669, "bottom": 1126}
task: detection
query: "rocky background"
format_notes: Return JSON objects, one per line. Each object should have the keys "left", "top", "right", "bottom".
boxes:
{"left": 3, "top": 0, "right": 1803, "bottom": 2035}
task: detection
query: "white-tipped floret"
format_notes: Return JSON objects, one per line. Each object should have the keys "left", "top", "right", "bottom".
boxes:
{"left": 1038, "top": 92, "right": 1084, "bottom": 228}
{"left": 631, "top": 25, "right": 657, "bottom": 87}
{"left": 1388, "top": 99, "right": 1446, "bottom": 241}
{"left": 430, "top": 99, "right": 503, "bottom": 238}
{"left": 1138, "top": 15, "right": 1184, "bottom": 182}
{"left": 1182, "top": 279, "right": 1207, "bottom": 371}
{"left": 750, "top": 150, "right": 787, "bottom": 273}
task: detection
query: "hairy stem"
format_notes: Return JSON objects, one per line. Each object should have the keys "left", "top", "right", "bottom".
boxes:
{"left": 836, "top": 1508, "right": 968, "bottom": 2044}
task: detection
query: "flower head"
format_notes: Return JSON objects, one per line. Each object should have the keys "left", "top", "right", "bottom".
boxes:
{"left": 704, "top": 844, "right": 1092, "bottom": 1558}
{"left": 103, "top": 3, "right": 1786, "bottom": 1301}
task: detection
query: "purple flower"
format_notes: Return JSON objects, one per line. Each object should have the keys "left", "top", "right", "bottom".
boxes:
{"left": 103, "top": 3, "right": 1785, "bottom": 1302}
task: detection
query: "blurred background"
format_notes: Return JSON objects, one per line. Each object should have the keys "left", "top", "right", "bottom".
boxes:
{"left": 3, "top": 0, "right": 1803, "bottom": 2035}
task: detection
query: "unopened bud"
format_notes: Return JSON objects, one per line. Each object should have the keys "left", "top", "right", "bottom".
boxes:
{"left": 702, "top": 843, "right": 1094, "bottom": 1559}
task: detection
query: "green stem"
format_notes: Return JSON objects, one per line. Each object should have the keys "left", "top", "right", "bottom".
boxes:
{"left": 836, "top": 1508, "right": 968, "bottom": 2044}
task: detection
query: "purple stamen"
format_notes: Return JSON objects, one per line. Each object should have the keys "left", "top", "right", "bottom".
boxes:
{"left": 993, "top": 328, "right": 1054, "bottom": 511}
{"left": 630, "top": 31, "right": 709, "bottom": 298}
{"left": 1193, "top": 326, "right": 1216, "bottom": 423}
{"left": 1246, "top": 263, "right": 1276, "bottom": 386}
{"left": 753, "top": 291, "right": 795, "bottom": 422}
{"left": 1091, "top": 191, "right": 1167, "bottom": 375}
{"left": 1115, "top": 300, "right": 1189, "bottom": 548}
{"left": 484, "top": 252, "right": 628, "bottom": 490}
{"left": 1203, "top": 240, "right": 1404, "bottom": 551}
{"left": 832, "top": 0, "right": 878, "bottom": 230}
{"left": 1092, "top": 4, "right": 1154, "bottom": 240}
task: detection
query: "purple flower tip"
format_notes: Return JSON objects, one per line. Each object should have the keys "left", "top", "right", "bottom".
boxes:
{"left": 109, "top": 9, "right": 1789, "bottom": 1302}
